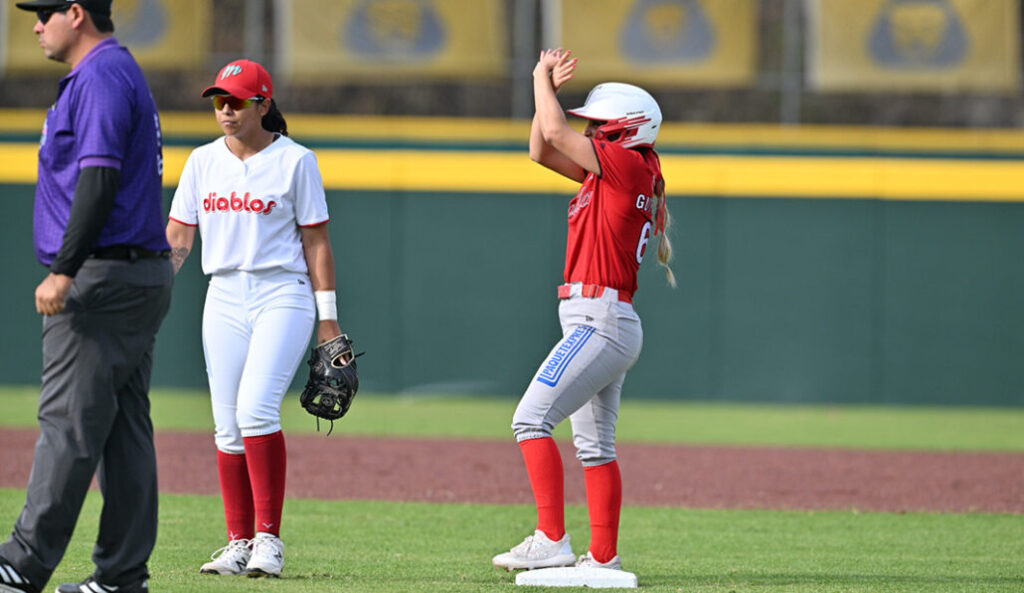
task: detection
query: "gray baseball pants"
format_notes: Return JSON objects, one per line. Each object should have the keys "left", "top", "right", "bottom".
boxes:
{"left": 0, "top": 257, "right": 173, "bottom": 590}
{"left": 512, "top": 284, "right": 643, "bottom": 466}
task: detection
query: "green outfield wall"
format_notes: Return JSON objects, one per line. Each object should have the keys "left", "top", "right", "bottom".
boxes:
{"left": 1, "top": 114, "right": 1023, "bottom": 405}
{"left": 1, "top": 185, "right": 1022, "bottom": 405}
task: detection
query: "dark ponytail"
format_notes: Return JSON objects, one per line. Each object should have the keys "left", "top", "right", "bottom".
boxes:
{"left": 261, "top": 99, "right": 288, "bottom": 137}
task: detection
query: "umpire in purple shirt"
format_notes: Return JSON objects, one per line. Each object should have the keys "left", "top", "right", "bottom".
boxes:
{"left": 0, "top": 2, "right": 173, "bottom": 593}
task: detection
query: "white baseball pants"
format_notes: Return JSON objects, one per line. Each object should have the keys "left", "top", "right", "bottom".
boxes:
{"left": 512, "top": 284, "right": 643, "bottom": 466}
{"left": 203, "top": 269, "right": 315, "bottom": 454}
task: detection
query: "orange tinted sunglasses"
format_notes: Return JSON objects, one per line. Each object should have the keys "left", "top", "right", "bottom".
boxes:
{"left": 211, "top": 96, "right": 262, "bottom": 111}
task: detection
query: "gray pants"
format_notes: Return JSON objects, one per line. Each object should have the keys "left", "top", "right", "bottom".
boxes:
{"left": 0, "top": 257, "right": 173, "bottom": 590}
{"left": 512, "top": 285, "right": 643, "bottom": 466}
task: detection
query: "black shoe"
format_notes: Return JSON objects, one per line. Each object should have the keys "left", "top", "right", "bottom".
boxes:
{"left": 54, "top": 576, "right": 148, "bottom": 593}
{"left": 0, "top": 559, "right": 39, "bottom": 593}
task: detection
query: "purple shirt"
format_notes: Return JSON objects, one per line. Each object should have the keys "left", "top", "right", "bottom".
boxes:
{"left": 34, "top": 37, "right": 169, "bottom": 266}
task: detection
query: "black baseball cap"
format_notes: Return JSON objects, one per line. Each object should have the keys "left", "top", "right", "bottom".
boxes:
{"left": 15, "top": 0, "right": 112, "bottom": 17}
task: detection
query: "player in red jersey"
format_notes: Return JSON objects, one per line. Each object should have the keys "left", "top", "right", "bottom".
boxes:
{"left": 493, "top": 49, "right": 675, "bottom": 574}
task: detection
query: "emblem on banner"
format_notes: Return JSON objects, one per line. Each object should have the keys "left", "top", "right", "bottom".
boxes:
{"left": 343, "top": 0, "right": 445, "bottom": 58}
{"left": 112, "top": 0, "right": 168, "bottom": 48}
{"left": 620, "top": 0, "right": 715, "bottom": 63}
{"left": 868, "top": 0, "right": 967, "bottom": 67}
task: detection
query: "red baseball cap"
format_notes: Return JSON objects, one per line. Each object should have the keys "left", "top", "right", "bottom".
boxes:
{"left": 201, "top": 59, "right": 273, "bottom": 100}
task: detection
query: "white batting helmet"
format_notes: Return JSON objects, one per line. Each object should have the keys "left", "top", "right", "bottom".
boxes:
{"left": 567, "top": 82, "right": 662, "bottom": 148}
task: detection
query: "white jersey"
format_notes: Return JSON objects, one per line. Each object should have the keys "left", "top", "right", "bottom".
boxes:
{"left": 169, "top": 135, "right": 330, "bottom": 275}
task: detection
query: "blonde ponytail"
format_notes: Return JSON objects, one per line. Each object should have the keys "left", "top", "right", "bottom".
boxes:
{"left": 653, "top": 178, "right": 676, "bottom": 288}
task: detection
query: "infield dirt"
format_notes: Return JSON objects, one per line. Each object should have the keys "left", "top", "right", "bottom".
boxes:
{"left": 1, "top": 429, "right": 1020, "bottom": 514}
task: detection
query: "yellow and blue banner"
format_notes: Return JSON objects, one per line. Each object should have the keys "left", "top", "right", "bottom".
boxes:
{"left": 807, "top": 0, "right": 1021, "bottom": 92}
{"left": 279, "top": 0, "right": 506, "bottom": 81}
{"left": 1, "top": 0, "right": 211, "bottom": 73}
{"left": 560, "top": 0, "right": 758, "bottom": 87}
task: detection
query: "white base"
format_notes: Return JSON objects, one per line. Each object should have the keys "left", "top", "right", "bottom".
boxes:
{"left": 515, "top": 567, "right": 638, "bottom": 588}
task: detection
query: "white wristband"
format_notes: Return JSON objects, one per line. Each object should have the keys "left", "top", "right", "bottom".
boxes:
{"left": 314, "top": 291, "right": 337, "bottom": 321}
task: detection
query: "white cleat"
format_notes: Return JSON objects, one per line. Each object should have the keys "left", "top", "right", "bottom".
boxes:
{"left": 200, "top": 538, "right": 252, "bottom": 575}
{"left": 246, "top": 532, "right": 285, "bottom": 578}
{"left": 492, "top": 530, "right": 576, "bottom": 571}
{"left": 575, "top": 551, "right": 623, "bottom": 570}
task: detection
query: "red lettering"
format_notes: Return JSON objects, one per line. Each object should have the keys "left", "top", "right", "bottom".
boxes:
{"left": 202, "top": 191, "right": 277, "bottom": 216}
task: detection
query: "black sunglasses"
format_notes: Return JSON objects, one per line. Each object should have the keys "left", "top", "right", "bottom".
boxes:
{"left": 38, "top": 5, "right": 72, "bottom": 25}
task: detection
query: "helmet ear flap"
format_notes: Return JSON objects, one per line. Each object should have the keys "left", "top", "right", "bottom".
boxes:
{"left": 592, "top": 123, "right": 622, "bottom": 144}
{"left": 593, "top": 116, "right": 649, "bottom": 147}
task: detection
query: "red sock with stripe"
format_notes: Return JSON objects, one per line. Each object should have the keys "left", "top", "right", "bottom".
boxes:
{"left": 584, "top": 460, "right": 622, "bottom": 563}
{"left": 243, "top": 431, "right": 287, "bottom": 537}
{"left": 519, "top": 437, "right": 565, "bottom": 541}
{"left": 216, "top": 450, "right": 255, "bottom": 541}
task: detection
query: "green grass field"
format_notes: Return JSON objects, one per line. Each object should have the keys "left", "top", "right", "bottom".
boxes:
{"left": 3, "top": 387, "right": 1023, "bottom": 450}
{"left": 1, "top": 387, "right": 1022, "bottom": 592}
{"left": 0, "top": 491, "right": 1020, "bottom": 593}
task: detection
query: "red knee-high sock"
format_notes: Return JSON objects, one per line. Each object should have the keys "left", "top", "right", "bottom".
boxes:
{"left": 519, "top": 437, "right": 565, "bottom": 541}
{"left": 243, "top": 431, "right": 287, "bottom": 537}
{"left": 584, "top": 460, "right": 622, "bottom": 563}
{"left": 216, "top": 450, "right": 255, "bottom": 541}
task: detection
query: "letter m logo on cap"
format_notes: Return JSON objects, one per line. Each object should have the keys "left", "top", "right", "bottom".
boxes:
{"left": 220, "top": 65, "right": 243, "bottom": 80}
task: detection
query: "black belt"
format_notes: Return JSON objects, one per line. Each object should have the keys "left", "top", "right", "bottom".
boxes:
{"left": 89, "top": 245, "right": 171, "bottom": 261}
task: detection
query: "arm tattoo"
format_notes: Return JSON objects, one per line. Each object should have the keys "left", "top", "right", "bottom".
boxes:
{"left": 170, "top": 247, "right": 189, "bottom": 275}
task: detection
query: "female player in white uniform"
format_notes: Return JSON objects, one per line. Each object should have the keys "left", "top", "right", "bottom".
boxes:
{"left": 166, "top": 59, "right": 344, "bottom": 578}
{"left": 493, "top": 49, "right": 675, "bottom": 572}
